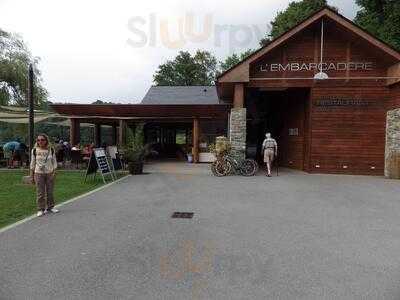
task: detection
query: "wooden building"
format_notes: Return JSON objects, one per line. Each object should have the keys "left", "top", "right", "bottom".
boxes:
{"left": 217, "top": 7, "right": 400, "bottom": 175}
{"left": 51, "top": 86, "right": 230, "bottom": 163}
{"left": 51, "top": 7, "right": 400, "bottom": 175}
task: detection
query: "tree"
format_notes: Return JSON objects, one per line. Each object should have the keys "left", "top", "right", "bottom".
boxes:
{"left": 153, "top": 50, "right": 217, "bottom": 86}
{"left": 0, "top": 28, "right": 48, "bottom": 107}
{"left": 219, "top": 49, "right": 255, "bottom": 73}
{"left": 260, "top": 0, "right": 334, "bottom": 46}
{"left": 91, "top": 100, "right": 114, "bottom": 104}
{"left": 354, "top": 0, "right": 400, "bottom": 50}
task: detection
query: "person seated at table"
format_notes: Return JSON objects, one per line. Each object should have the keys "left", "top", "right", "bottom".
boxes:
{"left": 55, "top": 140, "right": 65, "bottom": 166}
{"left": 88, "top": 142, "right": 95, "bottom": 152}
{"left": 63, "top": 141, "right": 71, "bottom": 161}
{"left": 82, "top": 144, "right": 91, "bottom": 157}
{"left": 71, "top": 143, "right": 81, "bottom": 151}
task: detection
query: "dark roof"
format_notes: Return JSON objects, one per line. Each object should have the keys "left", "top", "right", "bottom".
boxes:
{"left": 141, "top": 86, "right": 220, "bottom": 105}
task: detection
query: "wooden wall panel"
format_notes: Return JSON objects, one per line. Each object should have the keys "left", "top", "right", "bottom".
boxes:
{"left": 310, "top": 86, "right": 388, "bottom": 175}
{"left": 277, "top": 89, "right": 308, "bottom": 170}
{"left": 249, "top": 20, "right": 393, "bottom": 88}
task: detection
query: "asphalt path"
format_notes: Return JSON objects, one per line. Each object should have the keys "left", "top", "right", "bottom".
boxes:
{"left": 1, "top": 162, "right": 400, "bottom": 299}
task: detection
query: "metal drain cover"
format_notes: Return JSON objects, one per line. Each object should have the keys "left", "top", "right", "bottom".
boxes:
{"left": 171, "top": 212, "right": 194, "bottom": 219}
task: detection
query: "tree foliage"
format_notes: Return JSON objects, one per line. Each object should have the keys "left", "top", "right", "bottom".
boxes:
{"left": 219, "top": 49, "right": 255, "bottom": 73}
{"left": 91, "top": 99, "right": 115, "bottom": 104}
{"left": 260, "top": 0, "right": 334, "bottom": 46}
{"left": 354, "top": 0, "right": 400, "bottom": 50}
{"left": 0, "top": 28, "right": 48, "bottom": 107}
{"left": 153, "top": 50, "right": 217, "bottom": 86}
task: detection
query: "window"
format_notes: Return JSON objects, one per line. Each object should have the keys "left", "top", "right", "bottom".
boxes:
{"left": 175, "top": 129, "right": 186, "bottom": 145}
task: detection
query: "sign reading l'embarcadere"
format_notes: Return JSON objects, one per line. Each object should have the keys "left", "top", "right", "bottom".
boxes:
{"left": 259, "top": 62, "right": 373, "bottom": 72}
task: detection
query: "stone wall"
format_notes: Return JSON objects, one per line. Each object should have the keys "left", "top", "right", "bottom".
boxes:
{"left": 385, "top": 108, "right": 400, "bottom": 179}
{"left": 229, "top": 108, "right": 246, "bottom": 159}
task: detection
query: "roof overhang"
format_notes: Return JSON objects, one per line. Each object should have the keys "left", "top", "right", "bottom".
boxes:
{"left": 50, "top": 104, "right": 231, "bottom": 121}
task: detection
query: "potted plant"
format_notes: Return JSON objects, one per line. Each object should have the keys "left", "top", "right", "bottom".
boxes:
{"left": 187, "top": 149, "right": 193, "bottom": 163}
{"left": 123, "top": 124, "right": 148, "bottom": 175}
{"left": 210, "top": 136, "right": 231, "bottom": 159}
{"left": 125, "top": 145, "right": 145, "bottom": 174}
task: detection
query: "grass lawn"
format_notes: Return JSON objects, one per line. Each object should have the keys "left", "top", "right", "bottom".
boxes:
{"left": 0, "top": 170, "right": 127, "bottom": 229}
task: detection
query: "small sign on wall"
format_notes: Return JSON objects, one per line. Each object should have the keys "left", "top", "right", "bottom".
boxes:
{"left": 289, "top": 128, "right": 299, "bottom": 136}
{"left": 315, "top": 99, "right": 373, "bottom": 107}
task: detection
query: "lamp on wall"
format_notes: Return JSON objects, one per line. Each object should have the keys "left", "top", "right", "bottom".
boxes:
{"left": 314, "top": 19, "right": 329, "bottom": 80}
{"left": 314, "top": 71, "right": 329, "bottom": 80}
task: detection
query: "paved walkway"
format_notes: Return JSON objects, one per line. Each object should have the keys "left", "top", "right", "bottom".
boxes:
{"left": 1, "top": 163, "right": 400, "bottom": 299}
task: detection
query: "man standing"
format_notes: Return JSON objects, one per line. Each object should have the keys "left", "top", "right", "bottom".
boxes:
{"left": 261, "top": 133, "right": 278, "bottom": 177}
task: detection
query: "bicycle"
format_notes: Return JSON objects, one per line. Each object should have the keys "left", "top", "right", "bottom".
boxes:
{"left": 211, "top": 154, "right": 258, "bottom": 177}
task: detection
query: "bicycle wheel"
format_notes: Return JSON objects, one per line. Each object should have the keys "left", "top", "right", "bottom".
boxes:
{"left": 240, "top": 159, "right": 258, "bottom": 176}
{"left": 211, "top": 160, "right": 230, "bottom": 177}
{"left": 223, "top": 157, "right": 233, "bottom": 175}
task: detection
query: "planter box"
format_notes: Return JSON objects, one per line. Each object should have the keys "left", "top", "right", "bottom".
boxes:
{"left": 128, "top": 162, "right": 144, "bottom": 174}
{"left": 199, "top": 152, "right": 216, "bottom": 163}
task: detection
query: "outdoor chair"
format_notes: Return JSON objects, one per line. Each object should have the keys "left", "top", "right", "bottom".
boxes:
{"left": 56, "top": 150, "right": 65, "bottom": 168}
{"left": 70, "top": 150, "right": 83, "bottom": 169}
{"left": 0, "top": 150, "right": 6, "bottom": 168}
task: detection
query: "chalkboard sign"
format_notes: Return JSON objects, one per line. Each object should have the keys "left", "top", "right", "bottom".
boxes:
{"left": 85, "top": 153, "right": 97, "bottom": 176}
{"left": 107, "top": 146, "right": 122, "bottom": 171}
{"left": 84, "top": 148, "right": 114, "bottom": 183}
{"left": 95, "top": 148, "right": 111, "bottom": 174}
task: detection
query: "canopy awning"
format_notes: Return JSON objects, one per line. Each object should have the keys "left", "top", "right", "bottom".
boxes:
{"left": 0, "top": 106, "right": 68, "bottom": 124}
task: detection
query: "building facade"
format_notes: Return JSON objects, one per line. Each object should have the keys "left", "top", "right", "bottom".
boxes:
{"left": 51, "top": 8, "right": 400, "bottom": 176}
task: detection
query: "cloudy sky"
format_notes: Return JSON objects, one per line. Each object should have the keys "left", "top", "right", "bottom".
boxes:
{"left": 0, "top": 0, "right": 359, "bottom": 104}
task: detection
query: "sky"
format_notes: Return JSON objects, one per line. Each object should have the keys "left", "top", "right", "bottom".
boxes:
{"left": 0, "top": 0, "right": 359, "bottom": 104}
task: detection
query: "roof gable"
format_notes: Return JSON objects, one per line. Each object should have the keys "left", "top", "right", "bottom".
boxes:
{"left": 218, "top": 7, "right": 400, "bottom": 83}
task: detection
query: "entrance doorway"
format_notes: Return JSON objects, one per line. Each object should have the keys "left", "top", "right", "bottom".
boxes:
{"left": 144, "top": 122, "right": 192, "bottom": 160}
{"left": 246, "top": 87, "right": 310, "bottom": 170}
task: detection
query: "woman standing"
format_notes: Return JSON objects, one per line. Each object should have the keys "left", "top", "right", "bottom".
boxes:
{"left": 30, "top": 134, "right": 59, "bottom": 217}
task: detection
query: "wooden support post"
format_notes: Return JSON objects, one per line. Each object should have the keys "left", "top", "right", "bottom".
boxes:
{"left": 70, "top": 118, "right": 80, "bottom": 146}
{"left": 193, "top": 118, "right": 199, "bottom": 163}
{"left": 233, "top": 83, "right": 244, "bottom": 108}
{"left": 112, "top": 124, "right": 117, "bottom": 145}
{"left": 94, "top": 124, "right": 101, "bottom": 147}
{"left": 118, "top": 120, "right": 127, "bottom": 146}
